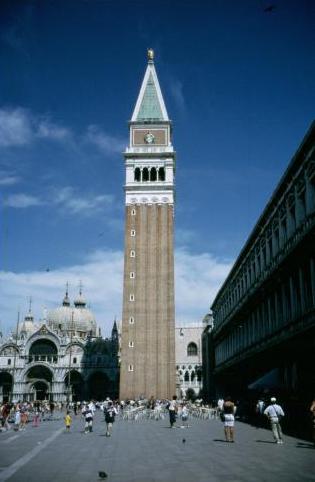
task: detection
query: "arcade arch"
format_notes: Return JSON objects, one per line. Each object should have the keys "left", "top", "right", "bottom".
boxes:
{"left": 64, "top": 370, "right": 84, "bottom": 401}
{"left": 29, "top": 339, "right": 58, "bottom": 364}
{"left": 0, "top": 372, "right": 13, "bottom": 402}
{"left": 87, "top": 371, "right": 110, "bottom": 400}
{"left": 26, "top": 365, "right": 53, "bottom": 401}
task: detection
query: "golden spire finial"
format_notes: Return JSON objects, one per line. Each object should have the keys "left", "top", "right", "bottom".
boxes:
{"left": 147, "top": 48, "right": 154, "bottom": 61}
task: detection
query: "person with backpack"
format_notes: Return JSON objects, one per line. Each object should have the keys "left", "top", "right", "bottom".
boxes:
{"left": 83, "top": 405, "right": 94, "bottom": 433}
{"left": 104, "top": 402, "right": 117, "bottom": 437}
{"left": 264, "top": 397, "right": 285, "bottom": 444}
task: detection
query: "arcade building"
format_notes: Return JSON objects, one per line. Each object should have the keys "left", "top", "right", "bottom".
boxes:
{"left": 0, "top": 289, "right": 119, "bottom": 403}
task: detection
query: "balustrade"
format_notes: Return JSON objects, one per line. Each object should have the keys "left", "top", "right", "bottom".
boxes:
{"left": 27, "top": 355, "right": 58, "bottom": 364}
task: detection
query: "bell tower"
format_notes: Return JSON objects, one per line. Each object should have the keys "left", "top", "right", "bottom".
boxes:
{"left": 119, "top": 49, "right": 176, "bottom": 400}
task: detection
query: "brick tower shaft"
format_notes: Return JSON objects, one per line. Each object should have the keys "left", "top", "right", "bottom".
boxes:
{"left": 119, "top": 50, "right": 176, "bottom": 400}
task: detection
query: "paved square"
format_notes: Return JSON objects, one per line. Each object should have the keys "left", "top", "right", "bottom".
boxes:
{"left": 0, "top": 411, "right": 314, "bottom": 482}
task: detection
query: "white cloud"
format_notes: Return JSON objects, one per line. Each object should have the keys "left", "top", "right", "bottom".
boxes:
{"left": 0, "top": 248, "right": 232, "bottom": 337}
{"left": 4, "top": 186, "right": 114, "bottom": 216}
{"left": 86, "top": 125, "right": 126, "bottom": 154}
{"left": 36, "top": 119, "right": 72, "bottom": 141}
{"left": 4, "top": 193, "right": 43, "bottom": 208}
{"left": 54, "top": 186, "right": 114, "bottom": 215}
{"left": 0, "top": 107, "right": 123, "bottom": 157}
{"left": 0, "top": 172, "right": 20, "bottom": 186}
{"left": 0, "top": 108, "right": 71, "bottom": 147}
{"left": 0, "top": 108, "right": 33, "bottom": 147}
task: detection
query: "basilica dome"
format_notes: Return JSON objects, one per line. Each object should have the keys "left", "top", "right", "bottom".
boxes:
{"left": 47, "top": 290, "right": 97, "bottom": 336}
{"left": 20, "top": 308, "right": 38, "bottom": 335}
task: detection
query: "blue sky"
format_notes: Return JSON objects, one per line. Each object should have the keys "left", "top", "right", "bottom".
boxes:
{"left": 0, "top": 0, "right": 314, "bottom": 334}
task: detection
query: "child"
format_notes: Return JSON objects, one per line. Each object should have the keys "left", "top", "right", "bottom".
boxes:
{"left": 64, "top": 411, "right": 72, "bottom": 432}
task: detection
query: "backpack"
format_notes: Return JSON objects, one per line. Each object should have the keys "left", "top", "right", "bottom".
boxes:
{"left": 105, "top": 408, "right": 115, "bottom": 423}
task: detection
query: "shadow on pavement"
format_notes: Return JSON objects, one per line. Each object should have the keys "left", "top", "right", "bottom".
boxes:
{"left": 213, "top": 439, "right": 228, "bottom": 443}
{"left": 255, "top": 440, "right": 275, "bottom": 444}
{"left": 296, "top": 442, "right": 315, "bottom": 449}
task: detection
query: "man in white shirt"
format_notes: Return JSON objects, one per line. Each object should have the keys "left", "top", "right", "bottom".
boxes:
{"left": 264, "top": 397, "right": 285, "bottom": 444}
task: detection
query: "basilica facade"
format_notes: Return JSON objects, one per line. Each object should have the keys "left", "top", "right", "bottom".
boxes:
{"left": 0, "top": 289, "right": 119, "bottom": 403}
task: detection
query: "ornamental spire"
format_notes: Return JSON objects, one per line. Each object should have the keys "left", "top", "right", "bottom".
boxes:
{"left": 63, "top": 282, "right": 70, "bottom": 307}
{"left": 131, "top": 50, "right": 169, "bottom": 122}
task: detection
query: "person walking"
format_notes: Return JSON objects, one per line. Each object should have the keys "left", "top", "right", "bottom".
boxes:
{"left": 264, "top": 397, "right": 285, "bottom": 444}
{"left": 20, "top": 408, "right": 28, "bottom": 431}
{"left": 180, "top": 403, "right": 189, "bottom": 428}
{"left": 84, "top": 406, "right": 93, "bottom": 433}
{"left": 168, "top": 396, "right": 178, "bottom": 428}
{"left": 222, "top": 396, "right": 236, "bottom": 442}
{"left": 1, "top": 402, "right": 11, "bottom": 431}
{"left": 14, "top": 408, "right": 21, "bottom": 431}
{"left": 64, "top": 410, "right": 72, "bottom": 432}
{"left": 256, "top": 399, "right": 265, "bottom": 427}
{"left": 104, "top": 402, "right": 117, "bottom": 437}
{"left": 32, "top": 403, "right": 40, "bottom": 428}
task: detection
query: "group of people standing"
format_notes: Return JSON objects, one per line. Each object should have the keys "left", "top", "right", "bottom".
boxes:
{"left": 0, "top": 401, "right": 51, "bottom": 432}
{"left": 217, "top": 396, "right": 290, "bottom": 444}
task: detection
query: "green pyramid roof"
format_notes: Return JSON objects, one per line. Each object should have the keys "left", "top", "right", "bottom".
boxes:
{"left": 136, "top": 73, "right": 163, "bottom": 121}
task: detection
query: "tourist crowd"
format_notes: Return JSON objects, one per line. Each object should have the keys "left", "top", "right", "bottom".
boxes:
{"left": 1, "top": 395, "right": 314, "bottom": 446}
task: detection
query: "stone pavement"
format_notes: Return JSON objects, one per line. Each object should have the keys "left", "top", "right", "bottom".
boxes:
{"left": 0, "top": 411, "right": 314, "bottom": 482}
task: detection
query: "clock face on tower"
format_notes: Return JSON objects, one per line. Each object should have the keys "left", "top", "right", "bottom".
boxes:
{"left": 144, "top": 132, "right": 155, "bottom": 144}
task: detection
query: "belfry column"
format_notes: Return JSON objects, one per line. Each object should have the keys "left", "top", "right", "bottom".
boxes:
{"left": 119, "top": 49, "right": 176, "bottom": 400}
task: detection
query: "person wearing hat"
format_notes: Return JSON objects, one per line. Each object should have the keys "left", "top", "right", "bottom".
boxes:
{"left": 264, "top": 397, "right": 285, "bottom": 444}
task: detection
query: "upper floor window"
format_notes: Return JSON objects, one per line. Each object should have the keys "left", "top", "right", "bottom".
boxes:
{"left": 187, "top": 342, "right": 198, "bottom": 356}
{"left": 131, "top": 208, "right": 136, "bottom": 216}
{"left": 7, "top": 358, "right": 11, "bottom": 365}
{"left": 142, "top": 167, "right": 149, "bottom": 182}
{"left": 134, "top": 168, "right": 141, "bottom": 182}
{"left": 131, "top": 229, "right": 136, "bottom": 237}
{"left": 150, "top": 167, "right": 157, "bottom": 181}
{"left": 158, "top": 167, "right": 165, "bottom": 181}
{"left": 130, "top": 250, "right": 135, "bottom": 258}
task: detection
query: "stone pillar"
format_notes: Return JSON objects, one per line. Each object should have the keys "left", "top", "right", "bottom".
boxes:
{"left": 305, "top": 173, "right": 315, "bottom": 214}
{"left": 299, "top": 267, "right": 306, "bottom": 313}
{"left": 274, "top": 292, "right": 279, "bottom": 331}
{"left": 281, "top": 283, "right": 287, "bottom": 325}
{"left": 267, "top": 297, "right": 272, "bottom": 334}
{"left": 295, "top": 186, "right": 306, "bottom": 227}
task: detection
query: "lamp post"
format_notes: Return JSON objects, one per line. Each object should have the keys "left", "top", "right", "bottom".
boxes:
{"left": 11, "top": 310, "right": 20, "bottom": 403}
{"left": 66, "top": 310, "right": 74, "bottom": 406}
